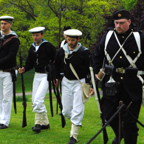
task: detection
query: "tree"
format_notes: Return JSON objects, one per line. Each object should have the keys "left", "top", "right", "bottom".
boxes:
{"left": 121, "top": 0, "right": 138, "bottom": 10}
{"left": 130, "top": 0, "right": 144, "bottom": 31}
{"left": 0, "top": 0, "right": 122, "bottom": 60}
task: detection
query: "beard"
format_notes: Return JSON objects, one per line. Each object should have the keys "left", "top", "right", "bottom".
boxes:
{"left": 68, "top": 42, "right": 78, "bottom": 49}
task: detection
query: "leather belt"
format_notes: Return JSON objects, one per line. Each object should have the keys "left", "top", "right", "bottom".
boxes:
{"left": 0, "top": 69, "right": 10, "bottom": 72}
{"left": 36, "top": 71, "right": 46, "bottom": 74}
{"left": 116, "top": 67, "right": 144, "bottom": 75}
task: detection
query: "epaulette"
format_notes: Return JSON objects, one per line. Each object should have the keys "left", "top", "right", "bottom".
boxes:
{"left": 131, "top": 28, "right": 142, "bottom": 33}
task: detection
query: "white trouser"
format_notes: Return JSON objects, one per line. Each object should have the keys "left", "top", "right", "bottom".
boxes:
{"left": 32, "top": 72, "right": 49, "bottom": 113}
{"left": 62, "top": 76, "right": 84, "bottom": 125}
{"left": 0, "top": 71, "right": 13, "bottom": 126}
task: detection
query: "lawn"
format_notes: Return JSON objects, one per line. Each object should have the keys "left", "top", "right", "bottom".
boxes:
{"left": 16, "top": 69, "right": 34, "bottom": 93}
{"left": 6, "top": 71, "right": 144, "bottom": 144}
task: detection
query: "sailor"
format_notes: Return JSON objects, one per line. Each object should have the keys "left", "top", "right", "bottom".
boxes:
{"left": 93, "top": 10, "right": 144, "bottom": 144}
{"left": 19, "top": 27, "right": 56, "bottom": 132}
{"left": 54, "top": 29, "right": 93, "bottom": 144}
{"left": 0, "top": 16, "right": 20, "bottom": 129}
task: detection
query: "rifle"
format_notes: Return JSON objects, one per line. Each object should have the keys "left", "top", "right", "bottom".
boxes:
{"left": 45, "top": 61, "right": 66, "bottom": 127}
{"left": 89, "top": 66, "right": 108, "bottom": 144}
{"left": 10, "top": 67, "right": 17, "bottom": 114}
{"left": 87, "top": 104, "right": 125, "bottom": 144}
{"left": 52, "top": 81, "right": 66, "bottom": 128}
{"left": 19, "top": 51, "right": 27, "bottom": 127}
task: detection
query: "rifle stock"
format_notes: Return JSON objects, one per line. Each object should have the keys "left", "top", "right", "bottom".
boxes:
{"left": 19, "top": 51, "right": 27, "bottom": 128}
{"left": 89, "top": 66, "right": 108, "bottom": 144}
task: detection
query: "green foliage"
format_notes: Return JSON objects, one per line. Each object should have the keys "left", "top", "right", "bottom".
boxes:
{"left": 121, "top": 0, "right": 138, "bottom": 10}
{"left": 0, "top": 0, "right": 122, "bottom": 62}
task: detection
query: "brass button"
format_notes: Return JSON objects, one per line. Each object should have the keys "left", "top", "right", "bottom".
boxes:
{"left": 120, "top": 56, "right": 122, "bottom": 59}
{"left": 133, "top": 51, "right": 135, "bottom": 54}
{"left": 122, "top": 36, "right": 124, "bottom": 38}
{"left": 121, "top": 77, "right": 123, "bottom": 79}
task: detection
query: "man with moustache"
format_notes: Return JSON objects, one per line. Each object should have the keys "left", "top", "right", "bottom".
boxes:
{"left": 0, "top": 16, "right": 20, "bottom": 129}
{"left": 54, "top": 29, "right": 93, "bottom": 144}
{"left": 93, "top": 10, "right": 144, "bottom": 144}
{"left": 19, "top": 27, "right": 56, "bottom": 132}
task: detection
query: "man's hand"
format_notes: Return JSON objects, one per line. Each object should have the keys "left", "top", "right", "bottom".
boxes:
{"left": 54, "top": 79, "right": 59, "bottom": 88}
{"left": 95, "top": 74, "right": 98, "bottom": 80}
{"left": 90, "top": 88, "right": 94, "bottom": 96}
{"left": 19, "top": 67, "right": 25, "bottom": 74}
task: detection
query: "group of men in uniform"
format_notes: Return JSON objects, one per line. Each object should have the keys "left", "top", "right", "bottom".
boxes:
{"left": 0, "top": 9, "right": 144, "bottom": 144}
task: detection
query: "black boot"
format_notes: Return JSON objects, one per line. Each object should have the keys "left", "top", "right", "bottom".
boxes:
{"left": 41, "top": 124, "right": 50, "bottom": 129}
{"left": 110, "top": 124, "right": 123, "bottom": 144}
{"left": 32, "top": 124, "right": 41, "bottom": 132}
{"left": 112, "top": 137, "right": 122, "bottom": 144}
{"left": 124, "top": 133, "right": 138, "bottom": 144}
{"left": 68, "top": 137, "right": 77, "bottom": 144}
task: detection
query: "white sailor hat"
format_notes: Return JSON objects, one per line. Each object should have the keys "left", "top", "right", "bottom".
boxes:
{"left": 0, "top": 16, "right": 14, "bottom": 20}
{"left": 29, "top": 27, "right": 45, "bottom": 33}
{"left": 64, "top": 29, "right": 82, "bottom": 37}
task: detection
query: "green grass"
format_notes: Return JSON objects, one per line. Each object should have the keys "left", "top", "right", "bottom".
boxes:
{"left": 14, "top": 72, "right": 144, "bottom": 144}
{"left": 16, "top": 69, "right": 34, "bottom": 93}
{"left": 0, "top": 96, "right": 144, "bottom": 144}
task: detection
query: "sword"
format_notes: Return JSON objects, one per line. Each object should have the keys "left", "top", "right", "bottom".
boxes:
{"left": 89, "top": 66, "right": 108, "bottom": 144}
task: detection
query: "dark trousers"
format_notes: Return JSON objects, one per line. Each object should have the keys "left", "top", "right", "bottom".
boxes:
{"left": 101, "top": 93, "right": 141, "bottom": 144}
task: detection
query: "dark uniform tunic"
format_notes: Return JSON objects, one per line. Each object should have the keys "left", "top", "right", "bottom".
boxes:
{"left": 24, "top": 40, "right": 56, "bottom": 73}
{"left": 0, "top": 31, "right": 20, "bottom": 126}
{"left": 54, "top": 43, "right": 91, "bottom": 125}
{"left": 54, "top": 44, "right": 91, "bottom": 80}
{"left": 93, "top": 28, "right": 144, "bottom": 141}
{"left": 0, "top": 32, "right": 20, "bottom": 70}
{"left": 24, "top": 39, "right": 56, "bottom": 114}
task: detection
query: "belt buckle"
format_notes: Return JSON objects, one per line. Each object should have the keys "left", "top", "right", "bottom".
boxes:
{"left": 118, "top": 67, "right": 123, "bottom": 73}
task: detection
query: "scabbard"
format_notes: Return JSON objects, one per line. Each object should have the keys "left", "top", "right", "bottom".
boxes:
{"left": 48, "top": 76, "right": 53, "bottom": 117}
{"left": 10, "top": 68, "right": 17, "bottom": 114}
{"left": 13, "top": 80, "right": 17, "bottom": 114}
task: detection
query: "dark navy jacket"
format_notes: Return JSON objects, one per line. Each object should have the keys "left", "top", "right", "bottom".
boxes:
{"left": 93, "top": 28, "right": 144, "bottom": 102}
{"left": 54, "top": 43, "right": 91, "bottom": 80}
{"left": 24, "top": 40, "right": 56, "bottom": 73}
{"left": 0, "top": 31, "right": 20, "bottom": 70}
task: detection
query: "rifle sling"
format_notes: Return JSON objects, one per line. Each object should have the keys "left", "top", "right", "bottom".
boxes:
{"left": 2, "top": 36, "right": 18, "bottom": 47}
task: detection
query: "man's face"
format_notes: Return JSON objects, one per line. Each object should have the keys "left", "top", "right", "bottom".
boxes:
{"left": 114, "top": 19, "right": 131, "bottom": 34}
{"left": 0, "top": 20, "right": 12, "bottom": 32}
{"left": 67, "top": 36, "right": 79, "bottom": 49}
{"left": 32, "top": 33, "right": 43, "bottom": 44}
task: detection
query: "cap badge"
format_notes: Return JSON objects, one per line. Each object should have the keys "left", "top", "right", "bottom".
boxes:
{"left": 118, "top": 13, "right": 121, "bottom": 17}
